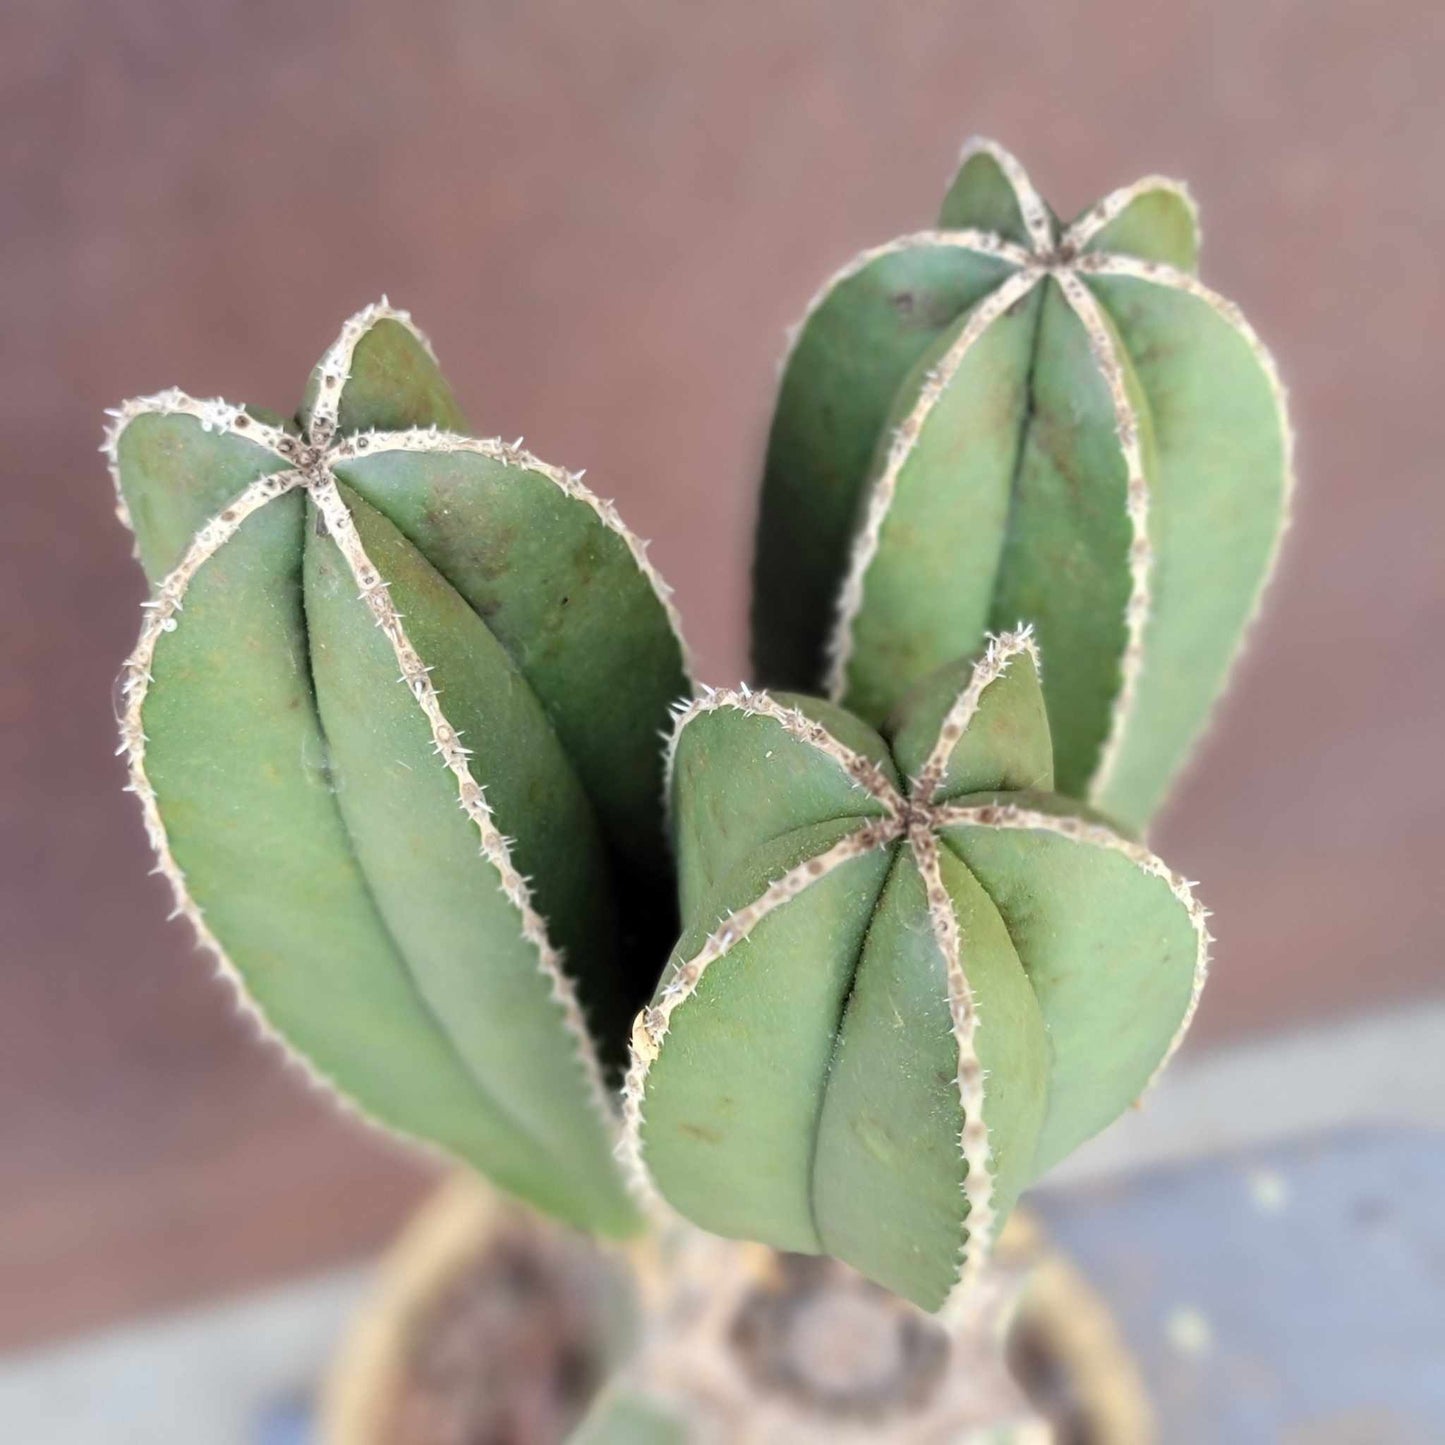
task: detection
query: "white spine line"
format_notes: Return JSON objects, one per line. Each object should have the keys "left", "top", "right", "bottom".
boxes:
{"left": 308, "top": 475, "right": 619, "bottom": 1137}
{"left": 306, "top": 298, "right": 441, "bottom": 444}
{"left": 329, "top": 427, "right": 695, "bottom": 684}
{"left": 824, "top": 267, "right": 1043, "bottom": 702}
{"left": 910, "top": 829, "right": 996, "bottom": 1315}
{"left": 1064, "top": 176, "right": 1199, "bottom": 254}
{"left": 957, "top": 136, "right": 1055, "bottom": 254}
{"left": 779, "top": 226, "right": 1034, "bottom": 370}
{"left": 1055, "top": 269, "right": 1154, "bottom": 804}
{"left": 913, "top": 629, "right": 1040, "bottom": 805}
{"left": 663, "top": 686, "right": 904, "bottom": 818}
{"left": 931, "top": 803, "right": 1212, "bottom": 1089}
{"left": 102, "top": 390, "right": 294, "bottom": 531}
{"left": 617, "top": 822, "right": 899, "bottom": 1209}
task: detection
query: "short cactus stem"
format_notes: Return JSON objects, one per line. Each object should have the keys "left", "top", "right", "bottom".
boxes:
{"left": 628, "top": 634, "right": 1209, "bottom": 1310}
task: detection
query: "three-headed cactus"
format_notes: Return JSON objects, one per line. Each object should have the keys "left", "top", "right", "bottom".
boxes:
{"left": 753, "top": 138, "right": 1292, "bottom": 831}
{"left": 623, "top": 633, "right": 1208, "bottom": 1312}
{"left": 108, "top": 138, "right": 1279, "bottom": 1341}
{"left": 108, "top": 302, "right": 689, "bottom": 1235}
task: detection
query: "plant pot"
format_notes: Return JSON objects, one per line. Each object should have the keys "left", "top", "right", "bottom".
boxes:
{"left": 324, "top": 1175, "right": 1152, "bottom": 1444}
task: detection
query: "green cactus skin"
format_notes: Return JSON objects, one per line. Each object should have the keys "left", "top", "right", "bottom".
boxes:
{"left": 622, "top": 633, "right": 1209, "bottom": 1312}
{"left": 108, "top": 301, "right": 691, "bottom": 1236}
{"left": 752, "top": 137, "right": 1293, "bottom": 832}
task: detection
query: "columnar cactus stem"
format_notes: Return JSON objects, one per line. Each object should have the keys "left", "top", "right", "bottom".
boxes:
{"left": 624, "top": 634, "right": 1210, "bottom": 1309}
{"left": 755, "top": 138, "right": 1293, "bottom": 831}
{"left": 107, "top": 301, "right": 692, "bottom": 1234}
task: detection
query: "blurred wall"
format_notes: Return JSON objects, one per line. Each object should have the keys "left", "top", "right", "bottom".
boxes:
{"left": 3, "top": 0, "right": 1442, "bottom": 1347}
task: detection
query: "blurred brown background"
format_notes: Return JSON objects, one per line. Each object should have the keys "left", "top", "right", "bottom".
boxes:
{"left": 3, "top": 0, "right": 1442, "bottom": 1352}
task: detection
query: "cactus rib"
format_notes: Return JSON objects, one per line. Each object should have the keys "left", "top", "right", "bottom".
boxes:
{"left": 1073, "top": 249, "right": 1297, "bottom": 762}
{"left": 930, "top": 800, "right": 1212, "bottom": 1094}
{"left": 307, "top": 475, "right": 618, "bottom": 1137}
{"left": 823, "top": 267, "right": 1043, "bottom": 701}
{"left": 102, "top": 390, "right": 295, "bottom": 535}
{"left": 117, "top": 470, "right": 304, "bottom": 1026}
{"left": 783, "top": 230, "right": 1034, "bottom": 359}
{"left": 1069, "top": 175, "right": 1201, "bottom": 256}
{"left": 907, "top": 824, "right": 994, "bottom": 1315}
{"left": 913, "top": 628, "right": 1042, "bottom": 802}
{"left": 954, "top": 135, "right": 1056, "bottom": 251}
{"left": 303, "top": 297, "right": 438, "bottom": 443}
{"left": 618, "top": 821, "right": 889, "bottom": 1215}
{"left": 1050, "top": 269, "right": 1153, "bottom": 800}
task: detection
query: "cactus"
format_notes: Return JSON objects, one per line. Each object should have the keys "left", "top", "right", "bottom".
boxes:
{"left": 752, "top": 138, "right": 1293, "bottom": 831}
{"left": 106, "top": 138, "right": 1288, "bottom": 1430}
{"left": 108, "top": 301, "right": 690, "bottom": 1235}
{"left": 622, "top": 632, "right": 1209, "bottom": 1312}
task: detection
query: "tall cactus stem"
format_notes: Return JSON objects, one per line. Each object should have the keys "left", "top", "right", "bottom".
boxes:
{"left": 761, "top": 141, "right": 1295, "bottom": 829}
